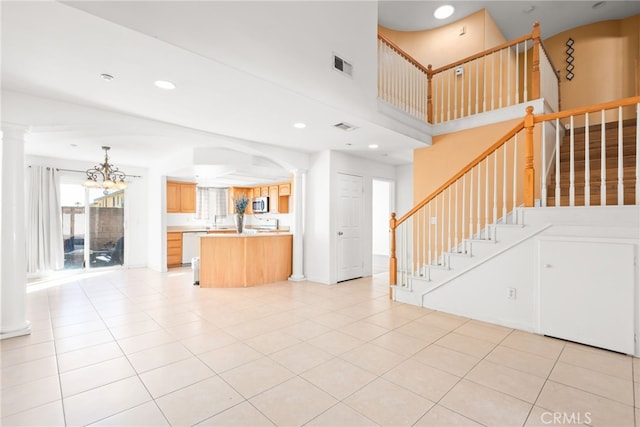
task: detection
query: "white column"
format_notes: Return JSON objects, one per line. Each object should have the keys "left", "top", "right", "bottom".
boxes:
{"left": 1, "top": 124, "right": 31, "bottom": 339}
{"left": 289, "top": 169, "right": 306, "bottom": 282}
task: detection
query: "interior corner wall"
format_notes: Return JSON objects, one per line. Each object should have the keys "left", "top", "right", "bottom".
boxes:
{"left": 395, "top": 164, "right": 413, "bottom": 216}
{"left": 543, "top": 15, "right": 640, "bottom": 110}
{"left": 482, "top": 8, "right": 507, "bottom": 48}
{"left": 413, "top": 118, "right": 521, "bottom": 203}
{"left": 378, "top": 9, "right": 490, "bottom": 69}
{"left": 304, "top": 151, "right": 332, "bottom": 284}
{"left": 147, "top": 170, "right": 165, "bottom": 272}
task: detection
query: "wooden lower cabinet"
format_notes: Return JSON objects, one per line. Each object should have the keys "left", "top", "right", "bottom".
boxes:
{"left": 200, "top": 234, "right": 292, "bottom": 287}
{"left": 167, "top": 232, "right": 183, "bottom": 267}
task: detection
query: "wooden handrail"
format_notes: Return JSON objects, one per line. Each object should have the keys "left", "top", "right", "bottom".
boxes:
{"left": 378, "top": 33, "right": 430, "bottom": 75}
{"left": 535, "top": 96, "right": 640, "bottom": 123}
{"left": 394, "top": 120, "right": 526, "bottom": 228}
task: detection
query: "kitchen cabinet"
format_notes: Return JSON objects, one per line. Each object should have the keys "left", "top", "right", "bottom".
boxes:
{"left": 253, "top": 187, "right": 261, "bottom": 198}
{"left": 278, "top": 183, "right": 290, "bottom": 196}
{"left": 268, "top": 185, "right": 279, "bottom": 213}
{"left": 167, "top": 181, "right": 196, "bottom": 213}
{"left": 228, "top": 187, "right": 253, "bottom": 214}
{"left": 167, "top": 232, "right": 183, "bottom": 267}
{"left": 260, "top": 186, "right": 269, "bottom": 197}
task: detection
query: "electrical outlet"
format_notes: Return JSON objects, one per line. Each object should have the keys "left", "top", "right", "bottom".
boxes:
{"left": 455, "top": 66, "right": 463, "bottom": 76}
{"left": 430, "top": 217, "right": 437, "bottom": 225}
{"left": 507, "top": 287, "right": 517, "bottom": 300}
{"left": 459, "top": 25, "right": 466, "bottom": 36}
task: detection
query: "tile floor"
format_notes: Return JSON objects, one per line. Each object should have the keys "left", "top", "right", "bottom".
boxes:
{"left": 1, "top": 268, "right": 638, "bottom": 426}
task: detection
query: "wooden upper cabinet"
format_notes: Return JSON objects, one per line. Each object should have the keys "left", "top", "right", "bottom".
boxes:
{"left": 268, "top": 185, "right": 279, "bottom": 213}
{"left": 228, "top": 187, "right": 252, "bottom": 214}
{"left": 278, "top": 183, "right": 291, "bottom": 196}
{"left": 260, "top": 186, "right": 269, "bottom": 197}
{"left": 167, "top": 180, "right": 196, "bottom": 213}
{"left": 253, "top": 187, "right": 261, "bottom": 198}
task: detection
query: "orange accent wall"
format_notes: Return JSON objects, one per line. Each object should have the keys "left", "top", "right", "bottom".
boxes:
{"left": 543, "top": 14, "right": 640, "bottom": 109}
{"left": 378, "top": 9, "right": 506, "bottom": 70}
{"left": 413, "top": 119, "right": 522, "bottom": 204}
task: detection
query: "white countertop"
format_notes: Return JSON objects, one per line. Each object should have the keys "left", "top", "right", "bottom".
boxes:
{"left": 200, "top": 232, "right": 292, "bottom": 238}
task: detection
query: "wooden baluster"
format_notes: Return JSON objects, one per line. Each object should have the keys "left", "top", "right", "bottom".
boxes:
{"left": 524, "top": 106, "right": 535, "bottom": 207}
{"left": 428, "top": 202, "right": 432, "bottom": 265}
{"left": 448, "top": 186, "right": 452, "bottom": 253}
{"left": 493, "top": 150, "right": 498, "bottom": 225}
{"left": 440, "top": 192, "right": 445, "bottom": 264}
{"left": 491, "top": 52, "right": 495, "bottom": 111}
{"left": 483, "top": 55, "right": 487, "bottom": 113}
{"left": 618, "top": 106, "right": 624, "bottom": 205}
{"left": 389, "top": 212, "right": 397, "bottom": 296}
{"left": 434, "top": 197, "right": 438, "bottom": 265}
{"left": 584, "top": 113, "right": 590, "bottom": 206}
{"left": 475, "top": 60, "right": 480, "bottom": 114}
{"left": 513, "top": 134, "right": 519, "bottom": 221}
{"left": 447, "top": 71, "right": 451, "bottom": 122}
{"left": 477, "top": 164, "right": 482, "bottom": 236}
{"left": 541, "top": 122, "right": 547, "bottom": 207}
{"left": 515, "top": 43, "right": 520, "bottom": 104}
{"left": 469, "top": 167, "right": 474, "bottom": 241}
{"left": 569, "top": 115, "right": 575, "bottom": 206}
{"left": 531, "top": 22, "right": 541, "bottom": 100}
{"left": 427, "top": 65, "right": 433, "bottom": 124}
{"left": 422, "top": 206, "right": 427, "bottom": 275}
{"left": 636, "top": 103, "right": 640, "bottom": 205}
{"left": 462, "top": 174, "right": 466, "bottom": 253}
{"left": 503, "top": 143, "right": 508, "bottom": 218}
{"left": 555, "top": 119, "right": 561, "bottom": 207}
{"left": 499, "top": 49, "right": 503, "bottom": 109}
{"left": 601, "top": 110, "right": 607, "bottom": 205}
{"left": 454, "top": 180, "right": 459, "bottom": 253}
{"left": 454, "top": 67, "right": 458, "bottom": 120}
{"left": 523, "top": 39, "right": 529, "bottom": 101}
{"left": 468, "top": 63, "right": 472, "bottom": 117}
{"left": 507, "top": 45, "right": 512, "bottom": 106}
{"left": 485, "top": 158, "right": 489, "bottom": 234}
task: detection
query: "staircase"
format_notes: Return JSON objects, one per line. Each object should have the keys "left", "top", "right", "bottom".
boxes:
{"left": 546, "top": 119, "right": 637, "bottom": 206}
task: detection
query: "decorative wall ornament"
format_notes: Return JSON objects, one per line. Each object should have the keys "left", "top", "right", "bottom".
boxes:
{"left": 565, "top": 38, "right": 575, "bottom": 81}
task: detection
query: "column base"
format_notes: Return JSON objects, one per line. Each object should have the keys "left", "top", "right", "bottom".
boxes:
{"left": 288, "top": 275, "right": 306, "bottom": 282}
{"left": 0, "top": 321, "right": 31, "bottom": 340}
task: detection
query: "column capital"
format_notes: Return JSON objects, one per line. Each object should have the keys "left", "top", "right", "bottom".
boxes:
{"left": 1, "top": 122, "right": 30, "bottom": 139}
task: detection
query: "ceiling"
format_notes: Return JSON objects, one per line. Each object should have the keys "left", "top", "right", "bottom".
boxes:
{"left": 2, "top": 1, "right": 639, "bottom": 186}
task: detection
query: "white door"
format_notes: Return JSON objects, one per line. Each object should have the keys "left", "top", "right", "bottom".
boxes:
{"left": 337, "top": 173, "right": 363, "bottom": 282}
{"left": 539, "top": 239, "right": 635, "bottom": 354}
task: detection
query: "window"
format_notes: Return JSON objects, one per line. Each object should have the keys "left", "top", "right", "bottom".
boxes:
{"left": 195, "top": 187, "right": 228, "bottom": 220}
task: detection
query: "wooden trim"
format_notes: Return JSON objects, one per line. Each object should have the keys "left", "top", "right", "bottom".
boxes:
{"left": 531, "top": 22, "right": 541, "bottom": 100}
{"left": 377, "top": 33, "right": 430, "bottom": 75}
{"left": 535, "top": 96, "right": 640, "bottom": 123}
{"left": 394, "top": 121, "right": 525, "bottom": 227}
{"left": 389, "top": 212, "right": 397, "bottom": 291}
{"left": 524, "top": 106, "right": 536, "bottom": 207}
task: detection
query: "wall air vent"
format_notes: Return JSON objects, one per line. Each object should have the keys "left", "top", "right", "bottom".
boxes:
{"left": 334, "top": 122, "right": 358, "bottom": 132}
{"left": 333, "top": 54, "right": 353, "bottom": 77}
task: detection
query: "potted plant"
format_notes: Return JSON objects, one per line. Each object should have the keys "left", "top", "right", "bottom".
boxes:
{"left": 234, "top": 193, "right": 249, "bottom": 233}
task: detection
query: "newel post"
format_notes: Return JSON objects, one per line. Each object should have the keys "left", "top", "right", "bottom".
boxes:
{"left": 524, "top": 106, "right": 536, "bottom": 207}
{"left": 389, "top": 212, "right": 397, "bottom": 299}
{"left": 531, "top": 22, "right": 541, "bottom": 100}
{"left": 426, "top": 65, "right": 433, "bottom": 124}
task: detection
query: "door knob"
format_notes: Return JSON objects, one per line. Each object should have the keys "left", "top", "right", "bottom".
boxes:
{"left": 338, "top": 231, "right": 344, "bottom": 236}
{"left": 544, "top": 264, "right": 552, "bottom": 268}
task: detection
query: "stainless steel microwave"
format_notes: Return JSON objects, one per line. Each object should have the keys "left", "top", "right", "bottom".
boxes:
{"left": 252, "top": 196, "right": 269, "bottom": 213}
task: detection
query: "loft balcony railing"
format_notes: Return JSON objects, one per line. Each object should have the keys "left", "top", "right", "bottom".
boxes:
{"left": 378, "top": 23, "right": 560, "bottom": 125}
{"left": 389, "top": 97, "right": 640, "bottom": 296}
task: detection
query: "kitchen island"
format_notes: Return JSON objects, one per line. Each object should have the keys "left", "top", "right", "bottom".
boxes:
{"left": 199, "top": 233, "right": 292, "bottom": 287}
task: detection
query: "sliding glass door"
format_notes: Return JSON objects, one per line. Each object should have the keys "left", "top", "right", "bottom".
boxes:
{"left": 61, "top": 183, "right": 125, "bottom": 270}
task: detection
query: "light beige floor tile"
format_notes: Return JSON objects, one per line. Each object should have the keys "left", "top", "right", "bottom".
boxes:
{"left": 196, "top": 401, "right": 275, "bottom": 426}
{"left": 1, "top": 356, "right": 58, "bottom": 389}
{"left": 523, "top": 405, "right": 594, "bottom": 427}
{"left": 0, "top": 400, "right": 65, "bottom": 427}
{"left": 414, "top": 311, "right": 469, "bottom": 331}
{"left": 301, "top": 358, "right": 377, "bottom": 400}
{"left": 311, "top": 311, "right": 358, "bottom": 329}
{"left": 0, "top": 328, "right": 54, "bottom": 352}
{"left": 0, "top": 375, "right": 61, "bottom": 417}
{"left": 63, "top": 376, "right": 152, "bottom": 426}
{"left": 486, "top": 345, "right": 556, "bottom": 378}
{"left": 340, "top": 320, "right": 390, "bottom": 341}
{"left": 536, "top": 380, "right": 634, "bottom": 427}
{"left": 55, "top": 329, "right": 114, "bottom": 354}
{"left": 454, "top": 320, "right": 512, "bottom": 344}
{"left": 117, "top": 330, "right": 177, "bottom": 355}
{"left": 344, "top": 377, "right": 434, "bottom": 426}
{"left": 101, "top": 312, "right": 152, "bottom": 328}
{"left": 108, "top": 319, "right": 162, "bottom": 340}
{"left": 250, "top": 376, "right": 338, "bottom": 426}
{"left": 90, "top": 401, "right": 170, "bottom": 426}
{"left": 390, "top": 303, "right": 432, "bottom": 320}
{"left": 362, "top": 311, "right": 413, "bottom": 329}
{"left": 223, "top": 319, "right": 280, "bottom": 340}
{"left": 394, "top": 321, "right": 448, "bottom": 343}
{"left": 435, "top": 332, "right": 496, "bottom": 358}
{"left": 559, "top": 344, "right": 632, "bottom": 380}
{"left": 418, "top": 345, "right": 471, "bottom": 377}
{"left": 549, "top": 361, "right": 633, "bottom": 405}
{"left": 53, "top": 320, "right": 107, "bottom": 340}
{"left": 244, "top": 330, "right": 302, "bottom": 354}
{"left": 305, "top": 402, "right": 379, "bottom": 426}
{"left": 220, "top": 356, "right": 295, "bottom": 398}
{"left": 60, "top": 356, "right": 136, "bottom": 397}
{"left": 634, "top": 357, "right": 640, "bottom": 383}
{"left": 440, "top": 379, "right": 532, "bottom": 427}
{"left": 199, "top": 342, "right": 263, "bottom": 373}
{"left": 370, "top": 331, "right": 430, "bottom": 357}
{"left": 127, "top": 342, "right": 193, "bottom": 374}
{"left": 162, "top": 319, "right": 217, "bottom": 339}
{"left": 414, "top": 404, "right": 483, "bottom": 426}
{"left": 57, "top": 342, "right": 124, "bottom": 373}
{"left": 155, "top": 376, "right": 244, "bottom": 426}
{"left": 501, "top": 330, "right": 564, "bottom": 360}
{"left": 269, "top": 342, "right": 334, "bottom": 374}
{"left": 636, "top": 382, "right": 640, "bottom": 408}
{"left": 139, "top": 357, "right": 214, "bottom": 398}
{"left": 465, "top": 359, "right": 546, "bottom": 403}
{"left": 278, "top": 319, "right": 332, "bottom": 340}
{"left": 51, "top": 311, "right": 102, "bottom": 328}
{"left": 340, "top": 342, "right": 405, "bottom": 376}
{"left": 180, "top": 330, "right": 238, "bottom": 354}
{"left": 1, "top": 341, "right": 56, "bottom": 368}
{"left": 307, "top": 330, "right": 365, "bottom": 356}
{"left": 383, "top": 358, "right": 460, "bottom": 402}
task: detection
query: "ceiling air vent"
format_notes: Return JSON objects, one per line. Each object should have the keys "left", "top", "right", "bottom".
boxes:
{"left": 333, "top": 54, "right": 353, "bottom": 76}
{"left": 334, "top": 122, "right": 358, "bottom": 132}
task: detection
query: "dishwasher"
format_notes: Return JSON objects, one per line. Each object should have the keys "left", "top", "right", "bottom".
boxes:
{"left": 182, "top": 232, "right": 206, "bottom": 265}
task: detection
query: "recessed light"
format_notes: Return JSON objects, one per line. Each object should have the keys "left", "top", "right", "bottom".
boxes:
{"left": 154, "top": 80, "right": 176, "bottom": 90}
{"left": 434, "top": 5, "right": 454, "bottom": 20}
{"left": 100, "top": 73, "right": 114, "bottom": 81}
{"left": 368, "top": 144, "right": 379, "bottom": 149}
{"left": 293, "top": 122, "right": 306, "bottom": 129}
{"left": 70, "top": 143, "right": 77, "bottom": 147}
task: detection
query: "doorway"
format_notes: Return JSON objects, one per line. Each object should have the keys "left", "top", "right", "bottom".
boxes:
{"left": 372, "top": 179, "right": 392, "bottom": 274}
{"left": 61, "top": 183, "right": 125, "bottom": 270}
{"left": 336, "top": 173, "right": 363, "bottom": 282}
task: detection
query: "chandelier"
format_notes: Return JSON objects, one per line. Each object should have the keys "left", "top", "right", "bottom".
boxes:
{"left": 83, "top": 146, "right": 127, "bottom": 190}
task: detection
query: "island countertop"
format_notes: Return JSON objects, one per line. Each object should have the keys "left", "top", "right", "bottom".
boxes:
{"left": 199, "top": 233, "right": 292, "bottom": 287}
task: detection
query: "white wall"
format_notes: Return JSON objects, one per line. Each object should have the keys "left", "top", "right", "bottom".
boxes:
{"left": 26, "top": 155, "right": 149, "bottom": 269}
{"left": 304, "top": 151, "right": 332, "bottom": 284}
{"left": 395, "top": 163, "right": 413, "bottom": 216}
{"left": 372, "top": 179, "right": 390, "bottom": 256}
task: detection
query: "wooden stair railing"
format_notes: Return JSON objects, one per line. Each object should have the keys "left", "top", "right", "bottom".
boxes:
{"left": 389, "top": 97, "right": 640, "bottom": 297}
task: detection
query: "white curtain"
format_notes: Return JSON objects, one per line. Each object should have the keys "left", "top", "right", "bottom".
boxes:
{"left": 27, "top": 166, "right": 64, "bottom": 273}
